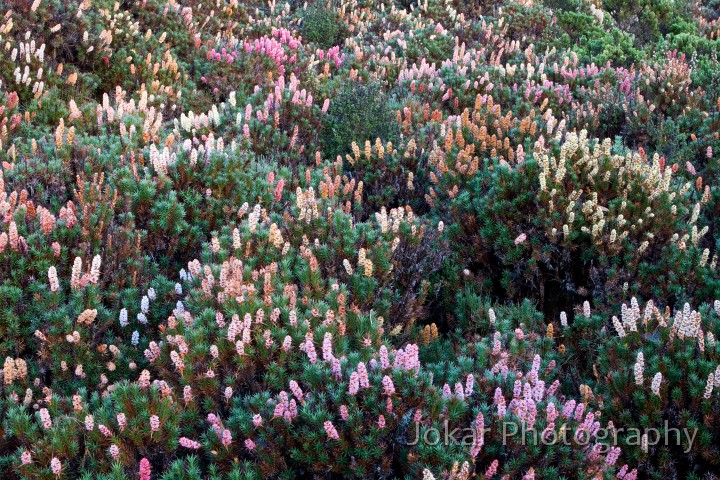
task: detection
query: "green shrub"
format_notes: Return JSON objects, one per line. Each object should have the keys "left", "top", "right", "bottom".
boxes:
{"left": 321, "top": 83, "right": 400, "bottom": 159}
{"left": 300, "top": 2, "right": 344, "bottom": 49}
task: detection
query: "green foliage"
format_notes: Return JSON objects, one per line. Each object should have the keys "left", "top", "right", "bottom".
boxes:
{"left": 300, "top": 2, "right": 345, "bottom": 49}
{"left": 321, "top": 83, "right": 400, "bottom": 159}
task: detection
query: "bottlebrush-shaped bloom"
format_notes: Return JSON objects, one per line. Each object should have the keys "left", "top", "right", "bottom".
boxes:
{"left": 348, "top": 372, "right": 360, "bottom": 395}
{"left": 109, "top": 444, "right": 120, "bottom": 459}
{"left": 324, "top": 421, "right": 340, "bottom": 440}
{"left": 117, "top": 413, "right": 127, "bottom": 431}
{"left": 179, "top": 437, "right": 201, "bottom": 449}
{"left": 377, "top": 415, "right": 386, "bottom": 429}
{"left": 150, "top": 415, "right": 160, "bottom": 432}
{"left": 465, "top": 374, "right": 474, "bottom": 397}
{"left": 119, "top": 308, "right": 128, "bottom": 327}
{"left": 484, "top": 459, "right": 499, "bottom": 477}
{"left": 84, "top": 415, "right": 94, "bottom": 431}
{"left": 252, "top": 414, "right": 262, "bottom": 427}
{"left": 139, "top": 458, "right": 151, "bottom": 480}
{"left": 704, "top": 373, "right": 715, "bottom": 399}
{"left": 634, "top": 352, "right": 644, "bottom": 385}
{"left": 651, "top": 372, "right": 663, "bottom": 396}
{"left": 221, "top": 429, "right": 232, "bottom": 447}
{"left": 305, "top": 339, "right": 317, "bottom": 364}
{"left": 379, "top": 345, "right": 389, "bottom": 370}
{"left": 289, "top": 380, "right": 304, "bottom": 402}
{"left": 48, "top": 266, "right": 59, "bottom": 292}
{"left": 50, "top": 457, "right": 61, "bottom": 476}
{"left": 99, "top": 424, "right": 112, "bottom": 437}
{"left": 39, "top": 408, "right": 52, "bottom": 429}
{"left": 321, "top": 333, "right": 333, "bottom": 362}
{"left": 331, "top": 358, "right": 341, "bottom": 379}
{"left": 356, "top": 362, "right": 370, "bottom": 388}
{"left": 382, "top": 375, "right": 395, "bottom": 395}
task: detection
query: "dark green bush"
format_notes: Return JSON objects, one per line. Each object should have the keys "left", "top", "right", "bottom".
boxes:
{"left": 300, "top": 2, "right": 344, "bottom": 49}
{"left": 321, "top": 83, "right": 400, "bottom": 159}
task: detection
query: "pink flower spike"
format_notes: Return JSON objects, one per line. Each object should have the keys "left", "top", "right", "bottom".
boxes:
{"left": 139, "top": 458, "right": 151, "bottom": 480}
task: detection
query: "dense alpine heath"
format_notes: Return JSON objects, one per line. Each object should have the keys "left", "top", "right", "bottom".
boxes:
{"left": 2, "top": 0, "right": 720, "bottom": 478}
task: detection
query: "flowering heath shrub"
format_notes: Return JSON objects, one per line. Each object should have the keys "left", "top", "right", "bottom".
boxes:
{"left": 2, "top": 0, "right": 720, "bottom": 478}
